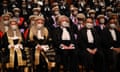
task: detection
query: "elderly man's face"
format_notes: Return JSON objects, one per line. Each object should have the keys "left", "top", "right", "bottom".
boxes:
{"left": 85, "top": 18, "right": 94, "bottom": 28}
{"left": 109, "top": 19, "right": 117, "bottom": 29}
{"left": 60, "top": 17, "right": 70, "bottom": 27}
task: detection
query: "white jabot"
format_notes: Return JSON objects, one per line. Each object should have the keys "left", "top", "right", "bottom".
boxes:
{"left": 13, "top": 31, "right": 17, "bottom": 37}
{"left": 62, "top": 28, "right": 71, "bottom": 40}
{"left": 37, "top": 30, "right": 44, "bottom": 39}
{"left": 78, "top": 25, "right": 81, "bottom": 30}
{"left": 4, "top": 26, "right": 8, "bottom": 32}
{"left": 109, "top": 29, "right": 117, "bottom": 41}
{"left": 8, "top": 31, "right": 19, "bottom": 40}
{"left": 100, "top": 24, "right": 105, "bottom": 30}
{"left": 87, "top": 29, "right": 94, "bottom": 43}
{"left": 28, "top": 5, "right": 31, "bottom": 8}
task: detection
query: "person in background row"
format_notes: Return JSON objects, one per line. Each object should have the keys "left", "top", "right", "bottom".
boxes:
{"left": 32, "top": 7, "right": 44, "bottom": 17}
{"left": 1, "top": 18, "right": 26, "bottom": 72}
{"left": 115, "top": 2, "right": 120, "bottom": 16}
{"left": 102, "top": 18, "right": 120, "bottom": 72}
{"left": 88, "top": 9, "right": 98, "bottom": 26}
{"left": 52, "top": 15, "right": 79, "bottom": 72}
{"left": 24, "top": 15, "right": 37, "bottom": 41}
{"left": 59, "top": 0, "right": 70, "bottom": 16}
{"left": 0, "top": 0, "right": 10, "bottom": 16}
{"left": 76, "top": 13, "right": 86, "bottom": 31}
{"left": 7, "top": 12, "right": 13, "bottom": 18}
{"left": 42, "top": 0, "right": 51, "bottom": 17}
{"left": 75, "top": 0, "right": 86, "bottom": 13}
{"left": 0, "top": 12, "right": 13, "bottom": 39}
{"left": 0, "top": 13, "right": 11, "bottom": 34}
{"left": 72, "top": 13, "right": 86, "bottom": 40}
{"left": 12, "top": 8, "right": 25, "bottom": 32}
{"left": 20, "top": 1, "right": 29, "bottom": 21}
{"left": 27, "top": 0, "right": 37, "bottom": 15}
{"left": 69, "top": 7, "right": 78, "bottom": 25}
{"left": 48, "top": 6, "right": 61, "bottom": 29}
{"left": 77, "top": 18, "right": 105, "bottom": 72}
{"left": 95, "top": 14, "right": 107, "bottom": 36}
{"left": 100, "top": 6, "right": 106, "bottom": 15}
{"left": 9, "top": 0, "right": 20, "bottom": 12}
{"left": 111, "top": 13, "right": 119, "bottom": 26}
{"left": 105, "top": 6, "right": 113, "bottom": 20}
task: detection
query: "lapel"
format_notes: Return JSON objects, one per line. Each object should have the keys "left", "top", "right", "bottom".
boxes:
{"left": 57, "top": 27, "right": 63, "bottom": 40}
{"left": 107, "top": 28, "right": 115, "bottom": 42}
{"left": 57, "top": 27, "right": 74, "bottom": 41}
{"left": 82, "top": 28, "right": 88, "bottom": 42}
{"left": 114, "top": 29, "right": 119, "bottom": 41}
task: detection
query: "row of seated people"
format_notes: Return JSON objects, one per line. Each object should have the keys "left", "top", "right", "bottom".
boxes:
{"left": 0, "top": 0, "right": 120, "bottom": 32}
{"left": 0, "top": 13, "right": 120, "bottom": 72}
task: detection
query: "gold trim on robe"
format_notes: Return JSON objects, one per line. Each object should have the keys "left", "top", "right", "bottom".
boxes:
{"left": 6, "top": 47, "right": 15, "bottom": 68}
{"left": 6, "top": 38, "right": 14, "bottom": 68}
{"left": 41, "top": 51, "right": 56, "bottom": 70}
{"left": 6, "top": 37, "right": 26, "bottom": 68}
{"left": 16, "top": 49, "right": 26, "bottom": 66}
{"left": 34, "top": 48, "right": 41, "bottom": 65}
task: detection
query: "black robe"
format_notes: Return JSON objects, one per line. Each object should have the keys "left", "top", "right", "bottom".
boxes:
{"left": 77, "top": 27, "right": 105, "bottom": 72}
{"left": 52, "top": 27, "right": 79, "bottom": 72}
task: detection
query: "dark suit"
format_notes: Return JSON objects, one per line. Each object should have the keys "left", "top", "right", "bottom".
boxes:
{"left": 59, "top": 3, "right": 70, "bottom": 16}
{"left": 102, "top": 28, "right": 120, "bottom": 72}
{"left": 95, "top": 25, "right": 106, "bottom": 36}
{"left": 77, "top": 27, "right": 105, "bottom": 72}
{"left": 0, "top": 7, "right": 10, "bottom": 16}
{"left": 52, "top": 27, "right": 79, "bottom": 72}
{"left": 42, "top": 4, "right": 52, "bottom": 17}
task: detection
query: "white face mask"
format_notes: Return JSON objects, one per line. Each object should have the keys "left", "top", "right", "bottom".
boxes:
{"left": 73, "top": 11, "right": 78, "bottom": 16}
{"left": 31, "top": 21, "right": 35, "bottom": 25}
{"left": 61, "top": 21, "right": 70, "bottom": 27}
{"left": 22, "top": 5, "right": 26, "bottom": 8}
{"left": 107, "top": 11, "right": 112, "bottom": 16}
{"left": 100, "top": 19, "right": 105, "bottom": 24}
{"left": 86, "top": 23, "right": 94, "bottom": 29}
{"left": 37, "top": 24, "right": 43, "bottom": 29}
{"left": 78, "top": 20, "right": 84, "bottom": 24}
{"left": 90, "top": 14, "right": 95, "bottom": 18}
{"left": 15, "top": 12, "right": 20, "bottom": 16}
{"left": 110, "top": 24, "right": 116, "bottom": 29}
{"left": 11, "top": 25, "right": 17, "bottom": 30}
{"left": 3, "top": 21, "right": 9, "bottom": 25}
{"left": 33, "top": 12, "right": 39, "bottom": 15}
{"left": 54, "top": 11, "right": 60, "bottom": 15}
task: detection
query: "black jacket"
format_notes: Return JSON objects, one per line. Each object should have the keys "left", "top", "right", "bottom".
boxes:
{"left": 102, "top": 28, "right": 120, "bottom": 50}
{"left": 77, "top": 27, "right": 102, "bottom": 50}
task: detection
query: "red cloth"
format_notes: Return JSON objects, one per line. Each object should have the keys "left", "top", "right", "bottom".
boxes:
{"left": 24, "top": 28, "right": 29, "bottom": 40}
{"left": 96, "top": 19, "right": 99, "bottom": 26}
{"left": 0, "top": 31, "right": 3, "bottom": 39}
{"left": 18, "top": 17, "right": 24, "bottom": 26}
